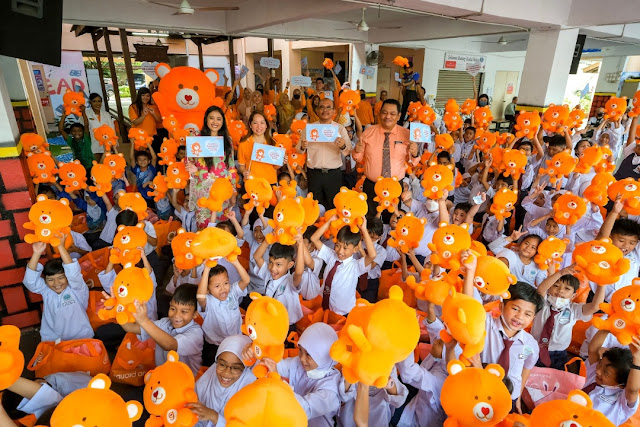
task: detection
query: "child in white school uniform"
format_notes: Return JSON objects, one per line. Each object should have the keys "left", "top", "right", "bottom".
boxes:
{"left": 294, "top": 226, "right": 324, "bottom": 301}
{"left": 381, "top": 209, "right": 405, "bottom": 270}
{"left": 311, "top": 217, "right": 377, "bottom": 315}
{"left": 241, "top": 207, "right": 271, "bottom": 294}
{"left": 356, "top": 217, "right": 387, "bottom": 303}
{"left": 23, "top": 237, "right": 93, "bottom": 342}
{"left": 197, "top": 260, "right": 250, "bottom": 367}
{"left": 169, "top": 188, "right": 197, "bottom": 233}
{"left": 491, "top": 232, "right": 546, "bottom": 288}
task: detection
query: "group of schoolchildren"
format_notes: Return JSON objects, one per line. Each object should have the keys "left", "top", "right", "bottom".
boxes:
{"left": 5, "top": 83, "right": 640, "bottom": 427}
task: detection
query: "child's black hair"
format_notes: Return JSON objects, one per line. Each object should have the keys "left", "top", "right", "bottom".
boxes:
{"left": 437, "top": 151, "right": 452, "bottom": 162}
{"left": 178, "top": 145, "right": 186, "bottom": 151}
{"left": 135, "top": 150, "right": 152, "bottom": 161}
{"left": 216, "top": 220, "right": 237, "bottom": 236}
{"left": 505, "top": 282, "right": 545, "bottom": 313}
{"left": 172, "top": 283, "right": 197, "bottom": 308}
{"left": 611, "top": 218, "right": 640, "bottom": 240}
{"left": 463, "top": 118, "right": 472, "bottom": 125}
{"left": 277, "top": 171, "right": 292, "bottom": 181}
{"left": 115, "top": 210, "right": 139, "bottom": 227}
{"left": 465, "top": 126, "right": 476, "bottom": 134}
{"left": 269, "top": 243, "right": 295, "bottom": 261}
{"left": 69, "top": 122, "right": 84, "bottom": 133}
{"left": 336, "top": 225, "right": 362, "bottom": 246}
{"left": 520, "top": 234, "right": 543, "bottom": 247}
{"left": 42, "top": 258, "right": 65, "bottom": 278}
{"left": 37, "top": 185, "right": 56, "bottom": 198}
{"left": 602, "top": 347, "right": 633, "bottom": 386}
{"left": 303, "top": 225, "right": 318, "bottom": 241}
{"left": 558, "top": 274, "right": 580, "bottom": 292}
{"left": 366, "top": 216, "right": 384, "bottom": 237}
{"left": 547, "top": 135, "right": 567, "bottom": 149}
{"left": 495, "top": 175, "right": 514, "bottom": 186}
{"left": 208, "top": 264, "right": 229, "bottom": 279}
{"left": 518, "top": 140, "right": 533, "bottom": 150}
{"left": 454, "top": 202, "right": 472, "bottom": 214}
{"left": 502, "top": 376, "right": 514, "bottom": 395}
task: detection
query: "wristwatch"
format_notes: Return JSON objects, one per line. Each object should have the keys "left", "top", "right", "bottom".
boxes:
{"left": 631, "top": 363, "right": 640, "bottom": 370}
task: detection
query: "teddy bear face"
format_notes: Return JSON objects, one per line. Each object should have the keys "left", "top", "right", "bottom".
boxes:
{"left": 473, "top": 255, "right": 515, "bottom": 297}
{"left": 58, "top": 161, "right": 87, "bottom": 191}
{"left": 27, "top": 151, "right": 57, "bottom": 183}
{"left": 515, "top": 111, "right": 541, "bottom": 137}
{"left": 530, "top": 390, "right": 614, "bottom": 427}
{"left": 500, "top": 149, "right": 527, "bottom": 177}
{"left": 536, "top": 236, "right": 568, "bottom": 263}
{"left": 171, "top": 229, "right": 200, "bottom": 270}
{"left": 93, "top": 124, "right": 117, "bottom": 148}
{"left": 374, "top": 177, "right": 402, "bottom": 209}
{"left": 63, "top": 90, "right": 85, "bottom": 115}
{"left": 229, "top": 120, "right": 248, "bottom": 146}
{"left": 160, "top": 138, "right": 178, "bottom": 158}
{"left": 143, "top": 351, "right": 196, "bottom": 419}
{"left": 549, "top": 150, "right": 578, "bottom": 175}
{"left": 333, "top": 188, "right": 368, "bottom": 225}
{"left": 288, "top": 152, "right": 306, "bottom": 173}
{"left": 435, "top": 134, "right": 454, "bottom": 151}
{"left": 568, "top": 108, "right": 587, "bottom": 128}
{"left": 473, "top": 107, "right": 493, "bottom": 128}
{"left": 264, "top": 104, "right": 276, "bottom": 121}
{"left": 20, "top": 133, "right": 48, "bottom": 153}
{"left": 418, "top": 105, "right": 436, "bottom": 125}
{"left": 273, "top": 134, "right": 293, "bottom": 154}
{"left": 389, "top": 213, "right": 425, "bottom": 251}
{"left": 242, "top": 294, "right": 289, "bottom": 358}
{"left": 149, "top": 173, "right": 169, "bottom": 201}
{"left": 609, "top": 285, "right": 640, "bottom": 324}
{"left": 460, "top": 99, "right": 477, "bottom": 115}
{"left": 421, "top": 164, "right": 454, "bottom": 200}
{"left": 104, "top": 153, "right": 126, "bottom": 179}
{"left": 474, "top": 132, "right": 496, "bottom": 153}
{"left": 542, "top": 104, "right": 569, "bottom": 132}
{"left": 407, "top": 101, "right": 423, "bottom": 120}
{"left": 339, "top": 90, "right": 360, "bottom": 113}
{"left": 575, "top": 145, "right": 604, "bottom": 173}
{"left": 165, "top": 162, "right": 189, "bottom": 189}
{"left": 155, "top": 64, "right": 218, "bottom": 113}
{"left": 112, "top": 224, "right": 147, "bottom": 263}
{"left": 267, "top": 198, "right": 305, "bottom": 244}
{"left": 608, "top": 178, "right": 640, "bottom": 204}
{"left": 492, "top": 188, "right": 518, "bottom": 211}
{"left": 430, "top": 222, "right": 471, "bottom": 267}
{"left": 443, "top": 111, "right": 463, "bottom": 131}
{"left": 244, "top": 177, "right": 273, "bottom": 206}
{"left": 573, "top": 238, "right": 629, "bottom": 285}
{"left": 112, "top": 267, "right": 153, "bottom": 306}
{"left": 27, "top": 195, "right": 73, "bottom": 240}
{"left": 605, "top": 96, "right": 627, "bottom": 120}
{"left": 191, "top": 227, "right": 241, "bottom": 265}
{"left": 162, "top": 115, "right": 180, "bottom": 132}
{"left": 553, "top": 193, "right": 587, "bottom": 225}
{"left": 118, "top": 192, "right": 148, "bottom": 220}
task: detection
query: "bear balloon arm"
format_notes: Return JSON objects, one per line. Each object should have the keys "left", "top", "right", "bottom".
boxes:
{"left": 443, "top": 418, "right": 461, "bottom": 427}
{"left": 440, "top": 329, "right": 453, "bottom": 343}
{"left": 116, "top": 311, "right": 134, "bottom": 325}
{"left": 614, "top": 258, "right": 631, "bottom": 275}
{"left": 586, "top": 264, "right": 601, "bottom": 276}
{"left": 50, "top": 237, "right": 61, "bottom": 247}
{"left": 176, "top": 408, "right": 199, "bottom": 426}
{"left": 346, "top": 325, "right": 372, "bottom": 352}
{"left": 615, "top": 331, "right": 634, "bottom": 346}
{"left": 574, "top": 255, "right": 587, "bottom": 269}
{"left": 599, "top": 303, "right": 613, "bottom": 315}
{"left": 145, "top": 415, "right": 164, "bottom": 427}
{"left": 23, "top": 233, "right": 36, "bottom": 244}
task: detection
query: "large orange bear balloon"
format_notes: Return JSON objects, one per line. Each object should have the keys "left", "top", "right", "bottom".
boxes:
{"left": 62, "top": 90, "right": 85, "bottom": 116}
{"left": 428, "top": 222, "right": 472, "bottom": 272}
{"left": 553, "top": 192, "right": 587, "bottom": 225}
{"left": 166, "top": 162, "right": 190, "bottom": 189}
{"left": 171, "top": 228, "right": 201, "bottom": 270}
{"left": 93, "top": 124, "right": 118, "bottom": 152}
{"left": 474, "top": 132, "right": 497, "bottom": 154}
{"left": 374, "top": 176, "right": 402, "bottom": 213}
{"left": 514, "top": 111, "right": 540, "bottom": 139}
{"left": 539, "top": 149, "right": 577, "bottom": 186}
{"left": 629, "top": 90, "right": 640, "bottom": 118}
{"left": 110, "top": 223, "right": 147, "bottom": 268}
{"left": 583, "top": 172, "right": 616, "bottom": 206}
{"left": 604, "top": 96, "right": 627, "bottom": 121}
{"left": 407, "top": 101, "right": 423, "bottom": 122}
{"left": 573, "top": 238, "right": 630, "bottom": 286}
{"left": 405, "top": 268, "right": 462, "bottom": 306}
{"left": 574, "top": 145, "right": 604, "bottom": 174}
{"left": 473, "top": 255, "right": 516, "bottom": 299}
{"left": 490, "top": 188, "right": 518, "bottom": 221}
{"left": 198, "top": 177, "right": 234, "bottom": 212}
{"left": 288, "top": 152, "right": 306, "bottom": 175}
{"left": 98, "top": 266, "right": 154, "bottom": 324}
{"left": 243, "top": 176, "right": 273, "bottom": 215}
{"left": 128, "top": 127, "right": 153, "bottom": 151}
{"left": 23, "top": 195, "right": 73, "bottom": 247}
{"left": 104, "top": 153, "right": 126, "bottom": 179}
{"left": 435, "top": 134, "right": 454, "bottom": 152}
{"left": 473, "top": 106, "right": 494, "bottom": 131}
{"left": 191, "top": 227, "right": 242, "bottom": 268}
{"left": 529, "top": 390, "right": 614, "bottom": 427}
{"left": 153, "top": 63, "right": 220, "bottom": 134}
{"left": 149, "top": 173, "right": 169, "bottom": 202}
{"left": 386, "top": 213, "right": 426, "bottom": 254}
{"left": 143, "top": 351, "right": 198, "bottom": 427}
{"left": 541, "top": 104, "right": 569, "bottom": 133}
{"left": 332, "top": 187, "right": 368, "bottom": 233}
{"left": 118, "top": 192, "right": 148, "bottom": 221}
{"left": 58, "top": 160, "right": 87, "bottom": 192}
{"left": 27, "top": 151, "right": 58, "bottom": 184}
{"left": 422, "top": 163, "right": 454, "bottom": 200}
{"left": 418, "top": 105, "right": 436, "bottom": 125}
{"left": 266, "top": 197, "right": 305, "bottom": 245}
{"left": 499, "top": 149, "right": 527, "bottom": 180}
{"left": 20, "top": 132, "right": 48, "bottom": 154}
{"left": 534, "top": 236, "right": 569, "bottom": 271}
{"left": 89, "top": 162, "right": 113, "bottom": 196}
{"left": 229, "top": 120, "right": 248, "bottom": 149}
{"left": 460, "top": 99, "right": 477, "bottom": 115}
{"left": 0, "top": 325, "right": 23, "bottom": 390}
{"left": 592, "top": 281, "right": 640, "bottom": 345}
{"left": 264, "top": 104, "right": 276, "bottom": 122}
{"left": 607, "top": 178, "right": 640, "bottom": 215}
{"left": 568, "top": 108, "right": 587, "bottom": 129}
{"left": 440, "top": 289, "right": 486, "bottom": 363}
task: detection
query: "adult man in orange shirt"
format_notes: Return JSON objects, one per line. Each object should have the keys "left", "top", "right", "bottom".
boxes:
{"left": 352, "top": 99, "right": 420, "bottom": 215}
{"left": 356, "top": 89, "right": 374, "bottom": 127}
{"left": 373, "top": 90, "right": 388, "bottom": 124}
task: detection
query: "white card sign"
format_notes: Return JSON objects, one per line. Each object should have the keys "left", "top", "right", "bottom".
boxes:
{"left": 466, "top": 62, "right": 482, "bottom": 77}
{"left": 334, "top": 62, "right": 342, "bottom": 74}
{"left": 359, "top": 65, "right": 375, "bottom": 77}
{"left": 291, "top": 76, "right": 312, "bottom": 87}
{"left": 141, "top": 62, "right": 159, "bottom": 79}
{"left": 260, "top": 57, "right": 281, "bottom": 69}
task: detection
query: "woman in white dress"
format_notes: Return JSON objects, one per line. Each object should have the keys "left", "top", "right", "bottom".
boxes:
{"left": 85, "top": 93, "right": 116, "bottom": 161}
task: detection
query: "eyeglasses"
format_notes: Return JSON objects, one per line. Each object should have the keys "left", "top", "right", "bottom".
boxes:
{"left": 318, "top": 106, "right": 334, "bottom": 110}
{"left": 217, "top": 360, "right": 244, "bottom": 375}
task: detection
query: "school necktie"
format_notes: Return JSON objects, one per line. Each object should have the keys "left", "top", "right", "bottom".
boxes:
{"left": 357, "top": 272, "right": 368, "bottom": 293}
{"left": 382, "top": 132, "right": 392, "bottom": 178}
{"left": 322, "top": 261, "right": 341, "bottom": 310}
{"left": 497, "top": 334, "right": 514, "bottom": 374}
{"left": 538, "top": 309, "right": 560, "bottom": 367}
{"left": 582, "top": 382, "right": 597, "bottom": 394}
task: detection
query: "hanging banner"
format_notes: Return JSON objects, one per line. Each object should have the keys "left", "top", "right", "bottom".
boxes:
{"left": 443, "top": 52, "right": 487, "bottom": 73}
{"left": 39, "top": 51, "right": 89, "bottom": 119}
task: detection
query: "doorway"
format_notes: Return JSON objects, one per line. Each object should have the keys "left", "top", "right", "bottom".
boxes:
{"left": 492, "top": 71, "right": 519, "bottom": 120}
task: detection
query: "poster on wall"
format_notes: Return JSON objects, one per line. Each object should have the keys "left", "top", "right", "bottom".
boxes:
{"left": 443, "top": 52, "right": 486, "bottom": 73}
{"left": 38, "top": 51, "right": 89, "bottom": 120}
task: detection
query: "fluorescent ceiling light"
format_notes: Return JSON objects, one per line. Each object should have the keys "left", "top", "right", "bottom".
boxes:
{"left": 131, "top": 32, "right": 170, "bottom": 38}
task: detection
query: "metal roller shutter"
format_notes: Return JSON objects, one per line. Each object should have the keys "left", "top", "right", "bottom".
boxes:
{"left": 435, "top": 70, "right": 483, "bottom": 109}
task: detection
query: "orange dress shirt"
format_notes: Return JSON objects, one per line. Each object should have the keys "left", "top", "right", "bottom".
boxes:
{"left": 237, "top": 136, "right": 279, "bottom": 184}
{"left": 129, "top": 104, "right": 161, "bottom": 137}
{"left": 352, "top": 124, "right": 417, "bottom": 182}
{"left": 374, "top": 101, "right": 383, "bottom": 122}
{"left": 356, "top": 101, "right": 374, "bottom": 127}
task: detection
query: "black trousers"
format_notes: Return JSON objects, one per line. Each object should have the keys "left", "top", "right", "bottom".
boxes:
{"left": 307, "top": 167, "right": 343, "bottom": 210}
{"left": 362, "top": 178, "right": 396, "bottom": 224}
{"left": 399, "top": 90, "right": 419, "bottom": 125}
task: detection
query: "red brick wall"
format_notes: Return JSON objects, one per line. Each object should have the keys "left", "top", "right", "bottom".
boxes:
{"left": 13, "top": 105, "right": 36, "bottom": 134}
{"left": 589, "top": 94, "right": 612, "bottom": 118}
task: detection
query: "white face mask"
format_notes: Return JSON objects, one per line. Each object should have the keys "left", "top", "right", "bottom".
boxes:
{"left": 306, "top": 366, "right": 332, "bottom": 380}
{"left": 425, "top": 199, "right": 439, "bottom": 213}
{"left": 548, "top": 295, "right": 571, "bottom": 311}
{"left": 600, "top": 383, "right": 624, "bottom": 391}
{"left": 500, "top": 315, "right": 515, "bottom": 332}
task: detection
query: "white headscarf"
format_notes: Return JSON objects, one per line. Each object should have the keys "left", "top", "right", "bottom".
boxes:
{"left": 216, "top": 334, "right": 252, "bottom": 366}
{"left": 297, "top": 323, "right": 338, "bottom": 370}
{"left": 253, "top": 219, "right": 272, "bottom": 234}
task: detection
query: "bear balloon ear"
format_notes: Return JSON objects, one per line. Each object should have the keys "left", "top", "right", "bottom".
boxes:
{"left": 204, "top": 69, "right": 220, "bottom": 85}
{"left": 167, "top": 350, "right": 179, "bottom": 362}
{"left": 36, "top": 194, "right": 47, "bottom": 202}
{"left": 155, "top": 63, "right": 171, "bottom": 78}
{"left": 126, "top": 400, "right": 143, "bottom": 422}
{"left": 447, "top": 360, "right": 466, "bottom": 376}
{"left": 59, "top": 198, "right": 70, "bottom": 206}
{"left": 88, "top": 374, "right": 111, "bottom": 390}
{"left": 567, "top": 390, "right": 592, "bottom": 409}
{"left": 485, "top": 364, "right": 505, "bottom": 380}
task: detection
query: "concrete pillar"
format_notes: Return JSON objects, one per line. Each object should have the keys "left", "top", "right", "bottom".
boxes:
{"left": 0, "top": 62, "right": 20, "bottom": 150}
{"left": 594, "top": 55, "right": 628, "bottom": 95}
{"left": 518, "top": 28, "right": 579, "bottom": 108}
{"left": 422, "top": 47, "right": 444, "bottom": 105}
{"left": 289, "top": 46, "right": 301, "bottom": 85}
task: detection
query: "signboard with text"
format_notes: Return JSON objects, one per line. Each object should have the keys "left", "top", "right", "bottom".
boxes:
{"left": 443, "top": 52, "right": 487, "bottom": 73}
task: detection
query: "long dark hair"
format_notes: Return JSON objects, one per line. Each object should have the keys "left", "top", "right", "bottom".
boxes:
{"left": 200, "top": 105, "right": 232, "bottom": 167}
{"left": 242, "top": 110, "right": 274, "bottom": 146}
{"left": 132, "top": 87, "right": 153, "bottom": 117}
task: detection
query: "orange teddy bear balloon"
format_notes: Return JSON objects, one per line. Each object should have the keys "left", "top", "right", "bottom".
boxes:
{"left": 191, "top": 227, "right": 242, "bottom": 268}
{"left": 386, "top": 212, "right": 426, "bottom": 254}
{"left": 568, "top": 108, "right": 587, "bottom": 129}
{"left": 330, "top": 286, "right": 420, "bottom": 387}
{"left": 198, "top": 177, "right": 234, "bottom": 212}
{"left": 98, "top": 266, "right": 153, "bottom": 324}
{"left": 444, "top": 111, "right": 463, "bottom": 132}
{"left": 158, "top": 138, "right": 178, "bottom": 166}
{"left": 441, "top": 361, "right": 511, "bottom": 426}
{"left": 539, "top": 149, "right": 577, "bottom": 187}
{"left": 172, "top": 128, "right": 190, "bottom": 146}
{"left": 228, "top": 120, "right": 248, "bottom": 149}
{"left": 288, "top": 152, "right": 306, "bottom": 175}
{"left": 473, "top": 107, "right": 494, "bottom": 131}
{"left": 89, "top": 162, "right": 113, "bottom": 196}
{"left": 332, "top": 187, "right": 368, "bottom": 233}
{"left": 529, "top": 390, "right": 614, "bottom": 427}
{"left": 422, "top": 163, "right": 454, "bottom": 200}
{"left": 607, "top": 178, "right": 640, "bottom": 215}
{"left": 460, "top": 99, "right": 477, "bottom": 116}
{"left": 473, "top": 255, "right": 516, "bottom": 299}
{"left": 407, "top": 101, "right": 423, "bottom": 122}
{"left": 592, "top": 281, "right": 640, "bottom": 345}
{"left": 574, "top": 145, "right": 604, "bottom": 174}
{"left": 583, "top": 172, "right": 616, "bottom": 206}
{"left": 162, "top": 114, "right": 180, "bottom": 134}
{"left": 595, "top": 144, "right": 615, "bottom": 173}
{"left": 129, "top": 127, "right": 153, "bottom": 151}
{"left": 266, "top": 197, "right": 305, "bottom": 245}
{"left": 0, "top": 325, "right": 24, "bottom": 390}
{"left": 339, "top": 90, "right": 361, "bottom": 116}
{"left": 118, "top": 192, "right": 148, "bottom": 221}
{"left": 534, "top": 236, "right": 569, "bottom": 271}
{"left": 273, "top": 133, "right": 294, "bottom": 155}
{"left": 23, "top": 195, "right": 72, "bottom": 247}
{"left": 323, "top": 58, "right": 334, "bottom": 70}
{"left": 20, "top": 132, "right": 48, "bottom": 154}
{"left": 499, "top": 149, "right": 527, "bottom": 180}
{"left": 171, "top": 229, "right": 201, "bottom": 270}
{"left": 242, "top": 293, "right": 290, "bottom": 377}
{"left": 604, "top": 96, "right": 627, "bottom": 121}
{"left": 149, "top": 173, "right": 169, "bottom": 202}
{"left": 629, "top": 90, "right": 640, "bottom": 118}
{"left": 474, "top": 132, "right": 497, "bottom": 154}
{"left": 49, "top": 374, "right": 143, "bottom": 427}
{"left": 264, "top": 104, "right": 276, "bottom": 122}
{"left": 541, "top": 104, "right": 569, "bottom": 133}
{"left": 224, "top": 371, "right": 308, "bottom": 427}
{"left": 103, "top": 152, "right": 126, "bottom": 180}
{"left": 490, "top": 188, "right": 518, "bottom": 221}
{"left": 27, "top": 151, "right": 58, "bottom": 184}
{"left": 374, "top": 176, "right": 402, "bottom": 213}
{"left": 153, "top": 63, "right": 219, "bottom": 133}
{"left": 573, "top": 238, "right": 630, "bottom": 286}
{"left": 62, "top": 90, "right": 85, "bottom": 116}
{"left": 392, "top": 56, "right": 409, "bottom": 67}
{"left": 93, "top": 124, "right": 118, "bottom": 152}
{"left": 405, "top": 268, "right": 462, "bottom": 306}
{"left": 418, "top": 105, "right": 436, "bottom": 125}
{"left": 243, "top": 176, "right": 273, "bottom": 215}
{"left": 514, "top": 111, "right": 541, "bottom": 139}
{"left": 428, "top": 222, "right": 472, "bottom": 272}
{"left": 553, "top": 192, "right": 587, "bottom": 225}
{"left": 166, "top": 162, "right": 190, "bottom": 190}
{"left": 110, "top": 224, "right": 147, "bottom": 268}
{"left": 274, "top": 179, "right": 297, "bottom": 202}
{"left": 143, "top": 351, "right": 198, "bottom": 427}
{"left": 440, "top": 288, "right": 486, "bottom": 364}
{"left": 289, "top": 119, "right": 307, "bottom": 143}
{"left": 300, "top": 193, "right": 320, "bottom": 228}
{"left": 435, "top": 134, "right": 454, "bottom": 152}
{"left": 58, "top": 160, "right": 87, "bottom": 192}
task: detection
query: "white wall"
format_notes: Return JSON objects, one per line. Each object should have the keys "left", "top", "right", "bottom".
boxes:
{"left": 0, "top": 56, "right": 26, "bottom": 101}
{"left": 480, "top": 52, "right": 526, "bottom": 100}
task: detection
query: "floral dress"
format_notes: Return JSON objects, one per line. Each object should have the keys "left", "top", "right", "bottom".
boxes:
{"left": 188, "top": 152, "right": 237, "bottom": 229}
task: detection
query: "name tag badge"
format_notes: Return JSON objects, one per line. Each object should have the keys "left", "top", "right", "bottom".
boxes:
{"left": 598, "top": 393, "right": 618, "bottom": 405}
{"left": 394, "top": 140, "right": 403, "bottom": 145}
{"left": 558, "top": 311, "right": 572, "bottom": 325}
{"left": 520, "top": 345, "right": 534, "bottom": 359}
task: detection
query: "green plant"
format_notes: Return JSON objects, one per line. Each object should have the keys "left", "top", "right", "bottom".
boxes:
{"left": 119, "top": 86, "right": 131, "bottom": 98}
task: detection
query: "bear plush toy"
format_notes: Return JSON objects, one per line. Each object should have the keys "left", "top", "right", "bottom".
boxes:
{"left": 405, "top": 268, "right": 462, "bottom": 306}
{"left": 534, "top": 236, "right": 569, "bottom": 271}
{"left": 529, "top": 390, "right": 614, "bottom": 427}
{"left": 93, "top": 124, "right": 118, "bottom": 152}
{"left": 440, "top": 289, "right": 487, "bottom": 364}
{"left": 300, "top": 193, "right": 320, "bottom": 228}
{"left": 98, "top": 267, "right": 154, "bottom": 325}
{"left": 407, "top": 101, "right": 423, "bottom": 122}
{"left": 229, "top": 120, "right": 248, "bottom": 149}
{"left": 62, "top": 90, "right": 85, "bottom": 116}
{"left": 288, "top": 152, "right": 307, "bottom": 175}
{"left": 153, "top": 63, "right": 219, "bottom": 133}
{"left": 418, "top": 105, "right": 437, "bottom": 125}
{"left": 20, "top": 132, "right": 49, "bottom": 154}
{"left": 273, "top": 133, "right": 294, "bottom": 155}
{"left": 386, "top": 213, "right": 426, "bottom": 254}
{"left": 149, "top": 173, "right": 169, "bottom": 202}
{"left": 27, "top": 151, "right": 58, "bottom": 184}
{"left": 330, "top": 286, "right": 420, "bottom": 387}
{"left": 552, "top": 192, "right": 587, "bottom": 225}
{"left": 514, "top": 111, "right": 540, "bottom": 139}
{"left": 474, "top": 132, "right": 497, "bottom": 154}
{"left": 435, "top": 134, "right": 455, "bottom": 152}
{"left": 392, "top": 56, "right": 409, "bottom": 68}
{"left": 444, "top": 110, "right": 463, "bottom": 132}
{"left": 110, "top": 223, "right": 147, "bottom": 268}
{"left": 242, "top": 293, "right": 290, "bottom": 377}
{"left": 499, "top": 149, "right": 527, "bottom": 180}
{"left": 573, "top": 238, "right": 630, "bottom": 286}
{"left": 162, "top": 114, "right": 180, "bottom": 134}
{"left": 89, "top": 162, "right": 113, "bottom": 196}
{"left": 422, "top": 163, "right": 455, "bottom": 200}
{"left": 595, "top": 144, "right": 616, "bottom": 173}
{"left": 496, "top": 133, "right": 515, "bottom": 147}
{"left": 473, "top": 255, "right": 516, "bottom": 299}
{"left": 143, "top": 351, "right": 198, "bottom": 427}
{"left": 58, "top": 160, "right": 87, "bottom": 192}
{"left": 323, "top": 58, "right": 334, "bottom": 70}
{"left": 128, "top": 127, "right": 153, "bottom": 151}
{"left": 541, "top": 104, "right": 570, "bottom": 133}
{"left": 165, "top": 162, "right": 190, "bottom": 190}
{"left": 568, "top": 108, "right": 587, "bottom": 129}
{"left": 49, "top": 374, "right": 143, "bottom": 426}
{"left": 172, "top": 128, "right": 190, "bottom": 147}
{"left": 441, "top": 360, "right": 512, "bottom": 427}
{"left": 460, "top": 99, "right": 477, "bottom": 116}
{"left": 158, "top": 138, "right": 178, "bottom": 166}
{"left": 428, "top": 222, "right": 472, "bottom": 272}
{"left": 198, "top": 177, "right": 234, "bottom": 213}
{"left": 607, "top": 177, "right": 640, "bottom": 215}
{"left": 0, "top": 325, "right": 24, "bottom": 390}
{"left": 332, "top": 187, "right": 369, "bottom": 233}
{"left": 117, "top": 192, "right": 148, "bottom": 221}
{"left": 592, "top": 281, "right": 640, "bottom": 345}
{"left": 104, "top": 153, "right": 126, "bottom": 180}
{"left": 171, "top": 229, "right": 201, "bottom": 270}
{"left": 339, "top": 90, "right": 361, "bottom": 116}
{"left": 373, "top": 176, "right": 402, "bottom": 213}
{"left": 583, "top": 172, "right": 616, "bottom": 206}
{"left": 473, "top": 106, "right": 494, "bottom": 131}
{"left": 289, "top": 119, "right": 307, "bottom": 144}
{"left": 264, "top": 104, "right": 276, "bottom": 122}
{"left": 23, "top": 195, "right": 73, "bottom": 247}
{"left": 274, "top": 179, "right": 298, "bottom": 201}
{"left": 629, "top": 90, "right": 640, "bottom": 118}
{"left": 574, "top": 145, "right": 604, "bottom": 174}
{"left": 266, "top": 197, "right": 305, "bottom": 246}
{"left": 539, "top": 150, "right": 577, "bottom": 187}
{"left": 243, "top": 176, "right": 273, "bottom": 215}
{"left": 490, "top": 188, "right": 518, "bottom": 221}
{"left": 604, "top": 96, "right": 627, "bottom": 121}
{"left": 191, "top": 227, "right": 242, "bottom": 268}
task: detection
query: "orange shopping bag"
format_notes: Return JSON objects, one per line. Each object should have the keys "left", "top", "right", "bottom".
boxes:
{"left": 71, "top": 213, "right": 89, "bottom": 234}
{"left": 153, "top": 217, "right": 182, "bottom": 255}
{"left": 109, "top": 333, "right": 156, "bottom": 386}
{"left": 78, "top": 248, "right": 118, "bottom": 289}
{"left": 378, "top": 263, "right": 417, "bottom": 307}
{"left": 27, "top": 339, "right": 111, "bottom": 378}
{"left": 86, "top": 290, "right": 115, "bottom": 330}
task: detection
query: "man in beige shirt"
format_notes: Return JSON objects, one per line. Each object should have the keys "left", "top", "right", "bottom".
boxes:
{"left": 297, "top": 97, "right": 351, "bottom": 209}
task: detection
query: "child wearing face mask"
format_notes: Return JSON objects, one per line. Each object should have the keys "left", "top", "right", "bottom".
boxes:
{"left": 531, "top": 266, "right": 606, "bottom": 370}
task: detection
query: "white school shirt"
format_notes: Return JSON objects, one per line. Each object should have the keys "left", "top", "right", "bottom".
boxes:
{"left": 198, "top": 282, "right": 247, "bottom": 345}
{"left": 495, "top": 248, "right": 546, "bottom": 287}
{"left": 590, "top": 245, "right": 640, "bottom": 302}
{"left": 277, "top": 357, "right": 341, "bottom": 427}
{"left": 69, "top": 230, "right": 92, "bottom": 260}
{"left": 140, "top": 318, "right": 203, "bottom": 375}
{"left": 300, "top": 251, "right": 324, "bottom": 300}
{"left": 521, "top": 195, "right": 551, "bottom": 231}
{"left": 481, "top": 313, "right": 539, "bottom": 399}
{"left": 579, "top": 321, "right": 626, "bottom": 358}
{"left": 242, "top": 223, "right": 269, "bottom": 294}
{"left": 99, "top": 207, "right": 120, "bottom": 243}
{"left": 86, "top": 108, "right": 113, "bottom": 154}
{"left": 454, "top": 184, "right": 471, "bottom": 205}
{"left": 317, "top": 244, "right": 367, "bottom": 315}
{"left": 530, "top": 297, "right": 592, "bottom": 352}
{"left": 98, "top": 268, "right": 158, "bottom": 321}
{"left": 142, "top": 220, "right": 157, "bottom": 256}
{"left": 23, "top": 261, "right": 93, "bottom": 342}
{"left": 412, "top": 208, "right": 439, "bottom": 259}
{"left": 355, "top": 242, "right": 386, "bottom": 280}
{"left": 585, "top": 361, "right": 639, "bottom": 426}
{"left": 175, "top": 207, "right": 197, "bottom": 233}
{"left": 521, "top": 155, "right": 542, "bottom": 191}
{"left": 17, "top": 372, "right": 92, "bottom": 419}
{"left": 257, "top": 263, "right": 302, "bottom": 324}
{"left": 337, "top": 367, "right": 408, "bottom": 427}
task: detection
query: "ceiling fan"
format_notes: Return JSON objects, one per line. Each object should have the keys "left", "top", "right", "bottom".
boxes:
{"left": 337, "top": 7, "right": 401, "bottom": 32}
{"left": 472, "top": 36, "right": 527, "bottom": 45}
{"left": 141, "top": 0, "right": 239, "bottom": 15}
